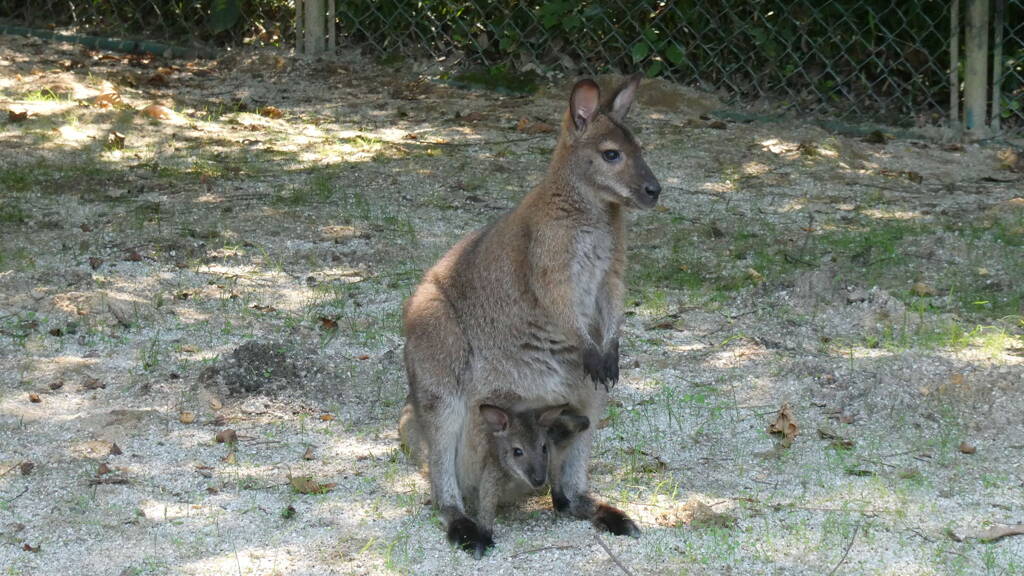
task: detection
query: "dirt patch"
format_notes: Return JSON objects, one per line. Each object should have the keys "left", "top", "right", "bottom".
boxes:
{"left": 200, "top": 340, "right": 301, "bottom": 396}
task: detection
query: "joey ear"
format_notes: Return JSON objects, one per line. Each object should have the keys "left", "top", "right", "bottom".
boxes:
{"left": 479, "top": 404, "right": 510, "bottom": 433}
{"left": 538, "top": 404, "right": 569, "bottom": 428}
{"left": 569, "top": 79, "right": 601, "bottom": 133}
{"left": 608, "top": 73, "right": 641, "bottom": 121}
{"left": 547, "top": 411, "right": 590, "bottom": 447}
{"left": 563, "top": 413, "right": 590, "bottom": 434}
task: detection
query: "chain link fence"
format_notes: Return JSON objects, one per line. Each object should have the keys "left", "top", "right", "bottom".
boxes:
{"left": 1003, "top": 0, "right": 1024, "bottom": 128}
{"left": 1, "top": 1, "right": 1021, "bottom": 132}
{"left": 0, "top": 0, "right": 293, "bottom": 48}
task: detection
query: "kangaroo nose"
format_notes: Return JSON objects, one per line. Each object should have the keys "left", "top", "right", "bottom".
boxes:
{"left": 645, "top": 181, "right": 661, "bottom": 199}
{"left": 530, "top": 472, "right": 546, "bottom": 488}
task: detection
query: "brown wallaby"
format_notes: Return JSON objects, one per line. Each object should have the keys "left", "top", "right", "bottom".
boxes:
{"left": 402, "top": 74, "right": 659, "bottom": 555}
{"left": 401, "top": 402, "right": 590, "bottom": 558}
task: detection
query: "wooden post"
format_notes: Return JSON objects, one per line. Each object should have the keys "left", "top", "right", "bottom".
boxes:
{"left": 303, "top": 0, "right": 326, "bottom": 55}
{"left": 328, "top": 0, "right": 336, "bottom": 52}
{"left": 963, "top": 0, "right": 990, "bottom": 140}
{"left": 991, "top": 0, "right": 1004, "bottom": 133}
{"left": 295, "top": 0, "right": 304, "bottom": 55}
{"left": 949, "top": 0, "right": 960, "bottom": 132}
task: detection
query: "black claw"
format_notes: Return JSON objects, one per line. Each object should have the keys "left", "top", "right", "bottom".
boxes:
{"left": 552, "top": 489, "right": 571, "bottom": 513}
{"left": 583, "top": 343, "right": 619, "bottom": 390}
{"left": 447, "top": 517, "right": 494, "bottom": 558}
{"left": 593, "top": 504, "right": 641, "bottom": 538}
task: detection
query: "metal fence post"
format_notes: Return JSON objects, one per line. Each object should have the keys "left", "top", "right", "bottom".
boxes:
{"left": 964, "top": 0, "right": 991, "bottom": 139}
{"left": 950, "top": 0, "right": 960, "bottom": 132}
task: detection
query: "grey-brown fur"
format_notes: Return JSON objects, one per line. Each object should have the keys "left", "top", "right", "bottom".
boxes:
{"left": 401, "top": 75, "right": 660, "bottom": 555}
{"left": 402, "top": 402, "right": 589, "bottom": 557}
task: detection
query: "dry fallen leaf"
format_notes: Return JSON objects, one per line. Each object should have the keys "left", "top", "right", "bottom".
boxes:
{"left": 141, "top": 104, "right": 176, "bottom": 121}
{"left": 97, "top": 463, "right": 112, "bottom": 475}
{"left": 319, "top": 413, "right": 335, "bottom": 422}
{"left": 259, "top": 106, "right": 284, "bottom": 119}
{"left": 109, "top": 443, "right": 123, "bottom": 456}
{"left": 457, "top": 111, "right": 485, "bottom": 122}
{"left": 958, "top": 441, "right": 976, "bottom": 455}
{"left": 93, "top": 92, "right": 122, "bottom": 109}
{"left": 911, "top": 282, "right": 936, "bottom": 296}
{"left": 28, "top": 393, "right": 41, "bottom": 403}
{"left": 768, "top": 403, "right": 799, "bottom": 447}
{"left": 655, "top": 498, "right": 734, "bottom": 528}
{"left": 178, "top": 411, "right": 196, "bottom": 424}
{"left": 22, "top": 543, "right": 40, "bottom": 553}
{"left": 997, "top": 148, "right": 1021, "bottom": 172}
{"left": 49, "top": 380, "right": 64, "bottom": 390}
{"left": 319, "top": 316, "right": 338, "bottom": 331}
{"left": 19, "top": 461, "right": 34, "bottom": 476}
{"left": 208, "top": 397, "right": 223, "bottom": 411}
{"left": 817, "top": 425, "right": 854, "bottom": 449}
{"left": 8, "top": 109, "right": 29, "bottom": 123}
{"left": 106, "top": 131, "right": 126, "bottom": 150}
{"left": 690, "top": 501, "right": 736, "bottom": 529}
{"left": 222, "top": 451, "right": 237, "bottom": 465}
{"left": 215, "top": 429, "right": 238, "bottom": 444}
{"left": 289, "top": 475, "right": 336, "bottom": 495}
{"left": 88, "top": 257, "right": 103, "bottom": 270}
{"left": 975, "top": 524, "right": 1024, "bottom": 542}
{"left": 516, "top": 116, "right": 555, "bottom": 134}
{"left": 302, "top": 446, "right": 315, "bottom": 460}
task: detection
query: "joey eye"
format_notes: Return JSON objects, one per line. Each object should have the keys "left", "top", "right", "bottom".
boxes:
{"left": 601, "top": 149, "right": 621, "bottom": 162}
{"left": 513, "top": 448, "right": 524, "bottom": 457}
{"left": 542, "top": 443, "right": 548, "bottom": 454}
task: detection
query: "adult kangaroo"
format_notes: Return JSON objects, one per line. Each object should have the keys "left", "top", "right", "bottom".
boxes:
{"left": 402, "top": 74, "right": 661, "bottom": 555}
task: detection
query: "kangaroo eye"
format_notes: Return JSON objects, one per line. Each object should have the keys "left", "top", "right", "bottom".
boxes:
{"left": 601, "top": 150, "right": 621, "bottom": 162}
{"left": 513, "top": 448, "right": 524, "bottom": 457}
{"left": 542, "top": 443, "right": 548, "bottom": 454}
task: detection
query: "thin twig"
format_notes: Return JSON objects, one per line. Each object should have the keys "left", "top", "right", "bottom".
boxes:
{"left": 3, "top": 486, "right": 29, "bottom": 504}
{"left": 827, "top": 521, "right": 861, "bottom": 576}
{"left": 1, "top": 462, "right": 21, "bottom": 478}
{"left": 595, "top": 533, "right": 636, "bottom": 576}
{"left": 509, "top": 544, "right": 577, "bottom": 559}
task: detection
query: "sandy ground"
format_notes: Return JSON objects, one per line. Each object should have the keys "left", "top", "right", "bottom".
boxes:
{"left": 1, "top": 34, "right": 1023, "bottom": 575}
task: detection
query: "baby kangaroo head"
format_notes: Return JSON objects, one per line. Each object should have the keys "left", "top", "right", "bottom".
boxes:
{"left": 479, "top": 404, "right": 551, "bottom": 489}
{"left": 561, "top": 75, "right": 662, "bottom": 209}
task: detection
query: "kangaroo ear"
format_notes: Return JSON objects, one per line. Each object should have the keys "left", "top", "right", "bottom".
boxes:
{"left": 560, "top": 413, "right": 590, "bottom": 435}
{"left": 569, "top": 79, "right": 601, "bottom": 133}
{"left": 547, "top": 411, "right": 590, "bottom": 446}
{"left": 608, "top": 73, "right": 641, "bottom": 122}
{"left": 479, "top": 404, "right": 510, "bottom": 434}
{"left": 538, "top": 404, "right": 569, "bottom": 428}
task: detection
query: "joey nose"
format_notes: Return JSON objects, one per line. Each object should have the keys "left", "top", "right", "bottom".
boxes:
{"left": 644, "top": 181, "right": 662, "bottom": 200}
{"left": 530, "top": 472, "right": 546, "bottom": 488}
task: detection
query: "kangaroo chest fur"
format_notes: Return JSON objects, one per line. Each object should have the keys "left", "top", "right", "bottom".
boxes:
{"left": 569, "top": 223, "right": 614, "bottom": 331}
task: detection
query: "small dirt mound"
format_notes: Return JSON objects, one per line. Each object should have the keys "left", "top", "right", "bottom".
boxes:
{"left": 200, "top": 340, "right": 299, "bottom": 396}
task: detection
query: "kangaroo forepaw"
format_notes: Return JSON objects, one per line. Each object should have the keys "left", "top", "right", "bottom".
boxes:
{"left": 447, "top": 517, "right": 494, "bottom": 559}
{"left": 551, "top": 489, "right": 571, "bottom": 513}
{"left": 584, "top": 345, "right": 619, "bottom": 390}
{"left": 593, "top": 504, "right": 641, "bottom": 538}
